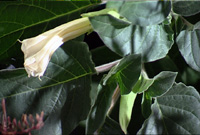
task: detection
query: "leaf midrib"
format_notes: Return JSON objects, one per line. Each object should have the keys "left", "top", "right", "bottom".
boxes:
{"left": 0, "top": 2, "right": 96, "bottom": 39}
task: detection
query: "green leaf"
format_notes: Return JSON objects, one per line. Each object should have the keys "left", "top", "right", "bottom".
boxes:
{"left": 0, "top": 1, "right": 100, "bottom": 62}
{"left": 173, "top": 1, "right": 200, "bottom": 16}
{"left": 141, "top": 91, "right": 152, "bottom": 119}
{"left": 145, "top": 71, "right": 177, "bottom": 97}
{"left": 106, "top": 1, "right": 171, "bottom": 26}
{"left": 181, "top": 67, "right": 200, "bottom": 85}
{"left": 0, "top": 41, "right": 95, "bottom": 135}
{"left": 99, "top": 116, "right": 125, "bottom": 135}
{"left": 132, "top": 71, "right": 154, "bottom": 94}
{"left": 176, "top": 27, "right": 200, "bottom": 72}
{"left": 138, "top": 83, "right": 200, "bottom": 134}
{"left": 90, "top": 15, "right": 174, "bottom": 62}
{"left": 119, "top": 92, "right": 137, "bottom": 134}
{"left": 86, "top": 79, "right": 117, "bottom": 134}
{"left": 106, "top": 54, "right": 142, "bottom": 95}
{"left": 86, "top": 54, "right": 141, "bottom": 133}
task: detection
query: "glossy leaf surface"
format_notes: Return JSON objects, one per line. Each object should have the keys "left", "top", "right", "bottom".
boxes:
{"left": 0, "top": 1, "right": 99, "bottom": 62}
{"left": 90, "top": 15, "right": 174, "bottom": 62}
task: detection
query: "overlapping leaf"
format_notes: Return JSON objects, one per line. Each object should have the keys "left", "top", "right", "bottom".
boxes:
{"left": 0, "top": 41, "right": 95, "bottom": 135}
{"left": 0, "top": 1, "right": 100, "bottom": 62}
{"left": 138, "top": 83, "right": 200, "bottom": 134}
{"left": 86, "top": 54, "right": 141, "bottom": 134}
{"left": 106, "top": 1, "right": 171, "bottom": 26}
{"left": 89, "top": 15, "right": 174, "bottom": 62}
{"left": 173, "top": 1, "right": 200, "bottom": 16}
{"left": 176, "top": 23, "right": 200, "bottom": 72}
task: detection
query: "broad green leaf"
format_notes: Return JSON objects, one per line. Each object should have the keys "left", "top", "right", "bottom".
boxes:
{"left": 105, "top": 54, "right": 141, "bottom": 95}
{"left": 176, "top": 26, "right": 200, "bottom": 72}
{"left": 119, "top": 92, "right": 137, "bottom": 134}
{"left": 173, "top": 1, "right": 200, "bottom": 16}
{"left": 132, "top": 71, "right": 154, "bottom": 94}
{"left": 0, "top": 41, "right": 95, "bottom": 135}
{"left": 86, "top": 79, "right": 117, "bottom": 134}
{"left": 0, "top": 1, "right": 100, "bottom": 62}
{"left": 89, "top": 15, "right": 174, "bottom": 62}
{"left": 146, "top": 71, "right": 177, "bottom": 97}
{"left": 141, "top": 91, "right": 152, "bottom": 119}
{"left": 138, "top": 83, "right": 200, "bottom": 134}
{"left": 99, "top": 116, "right": 125, "bottom": 135}
{"left": 106, "top": 1, "right": 171, "bottom": 26}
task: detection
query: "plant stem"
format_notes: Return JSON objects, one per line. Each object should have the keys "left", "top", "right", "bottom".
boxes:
{"left": 95, "top": 59, "right": 121, "bottom": 74}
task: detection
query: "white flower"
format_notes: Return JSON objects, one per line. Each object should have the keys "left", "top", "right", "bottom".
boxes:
{"left": 20, "top": 17, "right": 92, "bottom": 79}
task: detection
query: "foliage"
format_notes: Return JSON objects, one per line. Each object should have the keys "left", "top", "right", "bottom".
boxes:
{"left": 0, "top": 1, "right": 200, "bottom": 134}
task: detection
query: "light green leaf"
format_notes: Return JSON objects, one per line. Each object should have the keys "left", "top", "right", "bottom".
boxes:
{"left": 119, "top": 92, "right": 137, "bottom": 134}
{"left": 146, "top": 71, "right": 177, "bottom": 97}
{"left": 0, "top": 41, "right": 95, "bottom": 135}
{"left": 132, "top": 71, "right": 154, "bottom": 94}
{"left": 0, "top": 1, "right": 100, "bottom": 62}
{"left": 176, "top": 27, "right": 200, "bottom": 72}
{"left": 89, "top": 15, "right": 174, "bottom": 62}
{"left": 138, "top": 83, "right": 200, "bottom": 134}
{"left": 106, "top": 1, "right": 171, "bottom": 26}
{"left": 173, "top": 1, "right": 200, "bottom": 16}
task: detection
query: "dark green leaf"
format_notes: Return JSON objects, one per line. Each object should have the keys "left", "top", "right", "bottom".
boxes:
{"left": 107, "top": 54, "right": 141, "bottom": 95}
{"left": 119, "top": 92, "right": 137, "bottom": 134}
{"left": 99, "top": 116, "right": 125, "bottom": 135}
{"left": 86, "top": 79, "right": 117, "bottom": 134}
{"left": 0, "top": 41, "right": 95, "bottom": 135}
{"left": 138, "top": 83, "right": 200, "bottom": 134}
{"left": 173, "top": 1, "right": 200, "bottom": 16}
{"left": 141, "top": 91, "right": 152, "bottom": 119}
{"left": 86, "top": 54, "right": 141, "bottom": 133}
{"left": 106, "top": 1, "right": 171, "bottom": 26}
{"left": 176, "top": 28, "right": 200, "bottom": 72}
{"left": 0, "top": 1, "right": 100, "bottom": 62}
{"left": 146, "top": 71, "right": 177, "bottom": 97}
{"left": 90, "top": 15, "right": 174, "bottom": 62}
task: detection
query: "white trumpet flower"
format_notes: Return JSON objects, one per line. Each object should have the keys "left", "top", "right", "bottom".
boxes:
{"left": 20, "top": 17, "right": 92, "bottom": 79}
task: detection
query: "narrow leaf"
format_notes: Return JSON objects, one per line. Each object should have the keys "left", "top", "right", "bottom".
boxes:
{"left": 119, "top": 92, "right": 137, "bottom": 134}
{"left": 86, "top": 79, "right": 117, "bottom": 134}
{"left": 141, "top": 91, "right": 152, "bottom": 119}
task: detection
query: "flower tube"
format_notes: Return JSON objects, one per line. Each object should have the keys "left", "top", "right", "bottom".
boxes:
{"left": 20, "top": 17, "right": 92, "bottom": 79}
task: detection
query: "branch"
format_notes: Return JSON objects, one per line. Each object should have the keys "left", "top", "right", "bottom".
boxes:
{"left": 95, "top": 59, "right": 121, "bottom": 74}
